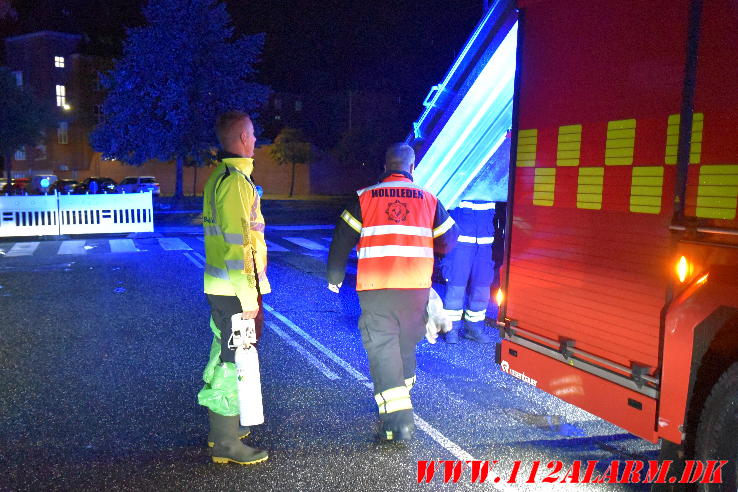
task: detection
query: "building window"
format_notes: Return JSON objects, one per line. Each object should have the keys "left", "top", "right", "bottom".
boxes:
{"left": 14, "top": 147, "right": 26, "bottom": 161}
{"left": 54, "top": 56, "right": 65, "bottom": 68}
{"left": 55, "top": 85, "right": 66, "bottom": 107}
{"left": 12, "top": 71, "right": 22, "bottom": 87}
{"left": 295, "top": 100, "right": 303, "bottom": 112}
{"left": 58, "top": 122, "right": 69, "bottom": 144}
{"left": 94, "top": 105, "right": 104, "bottom": 124}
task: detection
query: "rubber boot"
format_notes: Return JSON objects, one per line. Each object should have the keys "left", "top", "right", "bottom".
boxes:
{"left": 462, "top": 320, "right": 492, "bottom": 344}
{"left": 378, "top": 411, "right": 415, "bottom": 442}
{"left": 208, "top": 423, "right": 250, "bottom": 448}
{"left": 208, "top": 410, "right": 268, "bottom": 465}
{"left": 445, "top": 320, "right": 461, "bottom": 344}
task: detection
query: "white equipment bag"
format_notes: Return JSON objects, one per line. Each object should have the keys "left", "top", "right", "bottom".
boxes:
{"left": 228, "top": 315, "right": 265, "bottom": 427}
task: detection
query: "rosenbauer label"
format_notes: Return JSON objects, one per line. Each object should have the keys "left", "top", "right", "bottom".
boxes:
{"left": 500, "top": 360, "right": 538, "bottom": 387}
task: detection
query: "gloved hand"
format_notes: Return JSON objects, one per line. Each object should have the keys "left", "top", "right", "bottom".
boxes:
{"left": 327, "top": 282, "right": 342, "bottom": 293}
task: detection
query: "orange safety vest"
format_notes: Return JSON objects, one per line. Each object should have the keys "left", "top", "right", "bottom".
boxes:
{"left": 356, "top": 174, "right": 438, "bottom": 291}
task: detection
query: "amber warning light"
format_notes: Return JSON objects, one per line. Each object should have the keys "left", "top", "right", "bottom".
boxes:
{"left": 676, "top": 256, "right": 690, "bottom": 283}
{"left": 495, "top": 288, "right": 505, "bottom": 307}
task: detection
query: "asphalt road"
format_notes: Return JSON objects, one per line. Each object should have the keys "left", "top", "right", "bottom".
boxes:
{"left": 0, "top": 207, "right": 660, "bottom": 491}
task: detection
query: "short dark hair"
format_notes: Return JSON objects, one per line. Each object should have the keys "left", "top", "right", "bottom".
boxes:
{"left": 216, "top": 110, "right": 250, "bottom": 147}
{"left": 385, "top": 143, "right": 415, "bottom": 171}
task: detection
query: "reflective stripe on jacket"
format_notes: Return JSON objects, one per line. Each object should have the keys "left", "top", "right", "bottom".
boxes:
{"left": 328, "top": 172, "right": 458, "bottom": 290}
{"left": 202, "top": 156, "right": 270, "bottom": 311}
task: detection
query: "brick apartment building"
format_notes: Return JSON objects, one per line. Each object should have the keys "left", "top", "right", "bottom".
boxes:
{"left": 3, "top": 30, "right": 398, "bottom": 196}
{"left": 4, "top": 31, "right": 108, "bottom": 179}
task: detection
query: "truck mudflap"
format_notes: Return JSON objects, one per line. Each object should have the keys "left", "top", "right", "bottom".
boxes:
{"left": 498, "top": 339, "right": 659, "bottom": 443}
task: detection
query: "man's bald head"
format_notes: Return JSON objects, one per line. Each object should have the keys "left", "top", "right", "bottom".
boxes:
{"left": 385, "top": 143, "right": 415, "bottom": 173}
{"left": 216, "top": 110, "right": 255, "bottom": 157}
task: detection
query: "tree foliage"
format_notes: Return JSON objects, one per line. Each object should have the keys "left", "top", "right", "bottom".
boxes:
{"left": 91, "top": 0, "right": 269, "bottom": 197}
{"left": 0, "top": 68, "right": 52, "bottom": 178}
{"left": 270, "top": 127, "right": 312, "bottom": 197}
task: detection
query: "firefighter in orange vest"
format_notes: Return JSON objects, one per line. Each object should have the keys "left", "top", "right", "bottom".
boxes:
{"left": 327, "top": 143, "right": 459, "bottom": 441}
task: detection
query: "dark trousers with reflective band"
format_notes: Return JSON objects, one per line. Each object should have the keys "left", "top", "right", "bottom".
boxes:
{"left": 207, "top": 294, "right": 264, "bottom": 364}
{"left": 442, "top": 243, "right": 494, "bottom": 323}
{"left": 357, "top": 288, "right": 428, "bottom": 428}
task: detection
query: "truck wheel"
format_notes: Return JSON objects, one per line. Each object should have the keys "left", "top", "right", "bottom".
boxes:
{"left": 695, "top": 360, "right": 738, "bottom": 491}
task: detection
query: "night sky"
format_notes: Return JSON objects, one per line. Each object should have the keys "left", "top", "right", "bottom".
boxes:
{"left": 1, "top": 0, "right": 483, "bottom": 127}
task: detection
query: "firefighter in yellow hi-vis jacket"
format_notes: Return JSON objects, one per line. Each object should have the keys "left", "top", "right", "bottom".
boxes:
{"left": 197, "top": 111, "right": 270, "bottom": 465}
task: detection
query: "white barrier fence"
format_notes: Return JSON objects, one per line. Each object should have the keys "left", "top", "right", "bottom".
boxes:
{"left": 0, "top": 193, "right": 154, "bottom": 237}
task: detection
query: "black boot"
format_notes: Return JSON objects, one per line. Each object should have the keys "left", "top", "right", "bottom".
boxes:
{"left": 207, "top": 423, "right": 250, "bottom": 448}
{"left": 208, "top": 410, "right": 268, "bottom": 465}
{"left": 378, "top": 411, "right": 415, "bottom": 442}
{"left": 462, "top": 320, "right": 491, "bottom": 344}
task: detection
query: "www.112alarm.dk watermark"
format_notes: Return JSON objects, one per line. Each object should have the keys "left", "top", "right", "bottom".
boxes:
{"left": 417, "top": 459, "right": 728, "bottom": 485}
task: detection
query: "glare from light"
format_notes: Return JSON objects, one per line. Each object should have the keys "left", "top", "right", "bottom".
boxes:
{"left": 696, "top": 273, "right": 708, "bottom": 285}
{"left": 63, "top": 104, "right": 71, "bottom": 111}
{"left": 676, "top": 256, "right": 689, "bottom": 283}
{"left": 495, "top": 288, "right": 504, "bottom": 307}
{"left": 414, "top": 22, "right": 517, "bottom": 208}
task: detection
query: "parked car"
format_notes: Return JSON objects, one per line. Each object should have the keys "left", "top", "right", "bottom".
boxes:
{"left": 116, "top": 176, "right": 160, "bottom": 195}
{"left": 74, "top": 177, "right": 117, "bottom": 194}
{"left": 48, "top": 179, "right": 79, "bottom": 195}
{"left": 29, "top": 174, "right": 58, "bottom": 195}
{"left": 1, "top": 178, "right": 31, "bottom": 195}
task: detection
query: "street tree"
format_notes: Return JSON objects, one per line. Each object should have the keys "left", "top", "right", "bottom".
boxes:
{"left": 0, "top": 68, "right": 51, "bottom": 179}
{"left": 270, "top": 127, "right": 312, "bottom": 197}
{"left": 91, "top": 0, "right": 269, "bottom": 197}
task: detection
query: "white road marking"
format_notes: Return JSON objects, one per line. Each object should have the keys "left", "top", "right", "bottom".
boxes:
{"left": 6, "top": 242, "right": 40, "bottom": 257}
{"left": 265, "top": 240, "right": 289, "bottom": 252}
{"left": 192, "top": 251, "right": 206, "bottom": 263}
{"left": 284, "top": 237, "right": 328, "bottom": 251}
{"left": 268, "top": 225, "right": 334, "bottom": 231}
{"left": 265, "top": 303, "right": 513, "bottom": 491}
{"left": 268, "top": 322, "right": 340, "bottom": 380}
{"left": 183, "top": 252, "right": 203, "bottom": 268}
{"left": 264, "top": 304, "right": 368, "bottom": 381}
{"left": 109, "top": 239, "right": 140, "bottom": 253}
{"left": 196, "top": 237, "right": 204, "bottom": 242}
{"left": 157, "top": 237, "right": 192, "bottom": 251}
{"left": 57, "top": 240, "right": 87, "bottom": 255}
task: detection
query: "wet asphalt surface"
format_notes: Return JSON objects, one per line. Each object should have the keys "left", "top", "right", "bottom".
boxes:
{"left": 0, "top": 200, "right": 659, "bottom": 491}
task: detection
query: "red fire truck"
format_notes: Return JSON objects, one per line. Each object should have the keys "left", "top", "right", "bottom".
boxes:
{"left": 495, "top": 0, "right": 738, "bottom": 485}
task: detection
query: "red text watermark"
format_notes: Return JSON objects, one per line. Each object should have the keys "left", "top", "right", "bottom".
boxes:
{"left": 417, "top": 460, "right": 728, "bottom": 485}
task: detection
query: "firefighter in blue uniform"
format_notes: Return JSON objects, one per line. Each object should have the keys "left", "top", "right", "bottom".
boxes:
{"left": 442, "top": 200, "right": 496, "bottom": 343}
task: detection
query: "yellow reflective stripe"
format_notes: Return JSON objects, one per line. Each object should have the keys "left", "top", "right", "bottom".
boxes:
{"left": 405, "top": 376, "right": 416, "bottom": 390}
{"left": 557, "top": 124, "right": 581, "bottom": 167}
{"left": 578, "top": 167, "right": 605, "bottom": 198}
{"left": 341, "top": 210, "right": 362, "bottom": 233}
{"left": 433, "top": 216, "right": 455, "bottom": 238}
{"left": 533, "top": 168, "right": 555, "bottom": 206}
{"left": 375, "top": 386, "right": 412, "bottom": 413}
{"left": 665, "top": 113, "right": 703, "bottom": 165}
{"left": 696, "top": 165, "right": 738, "bottom": 219}
{"left": 605, "top": 119, "right": 636, "bottom": 166}
{"left": 516, "top": 129, "right": 537, "bottom": 167}
{"left": 630, "top": 167, "right": 664, "bottom": 214}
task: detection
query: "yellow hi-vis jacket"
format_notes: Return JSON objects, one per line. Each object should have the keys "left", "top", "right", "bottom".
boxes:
{"left": 202, "top": 155, "right": 270, "bottom": 311}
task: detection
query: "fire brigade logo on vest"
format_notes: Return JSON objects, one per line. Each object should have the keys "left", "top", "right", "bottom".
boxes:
{"left": 386, "top": 200, "right": 409, "bottom": 223}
